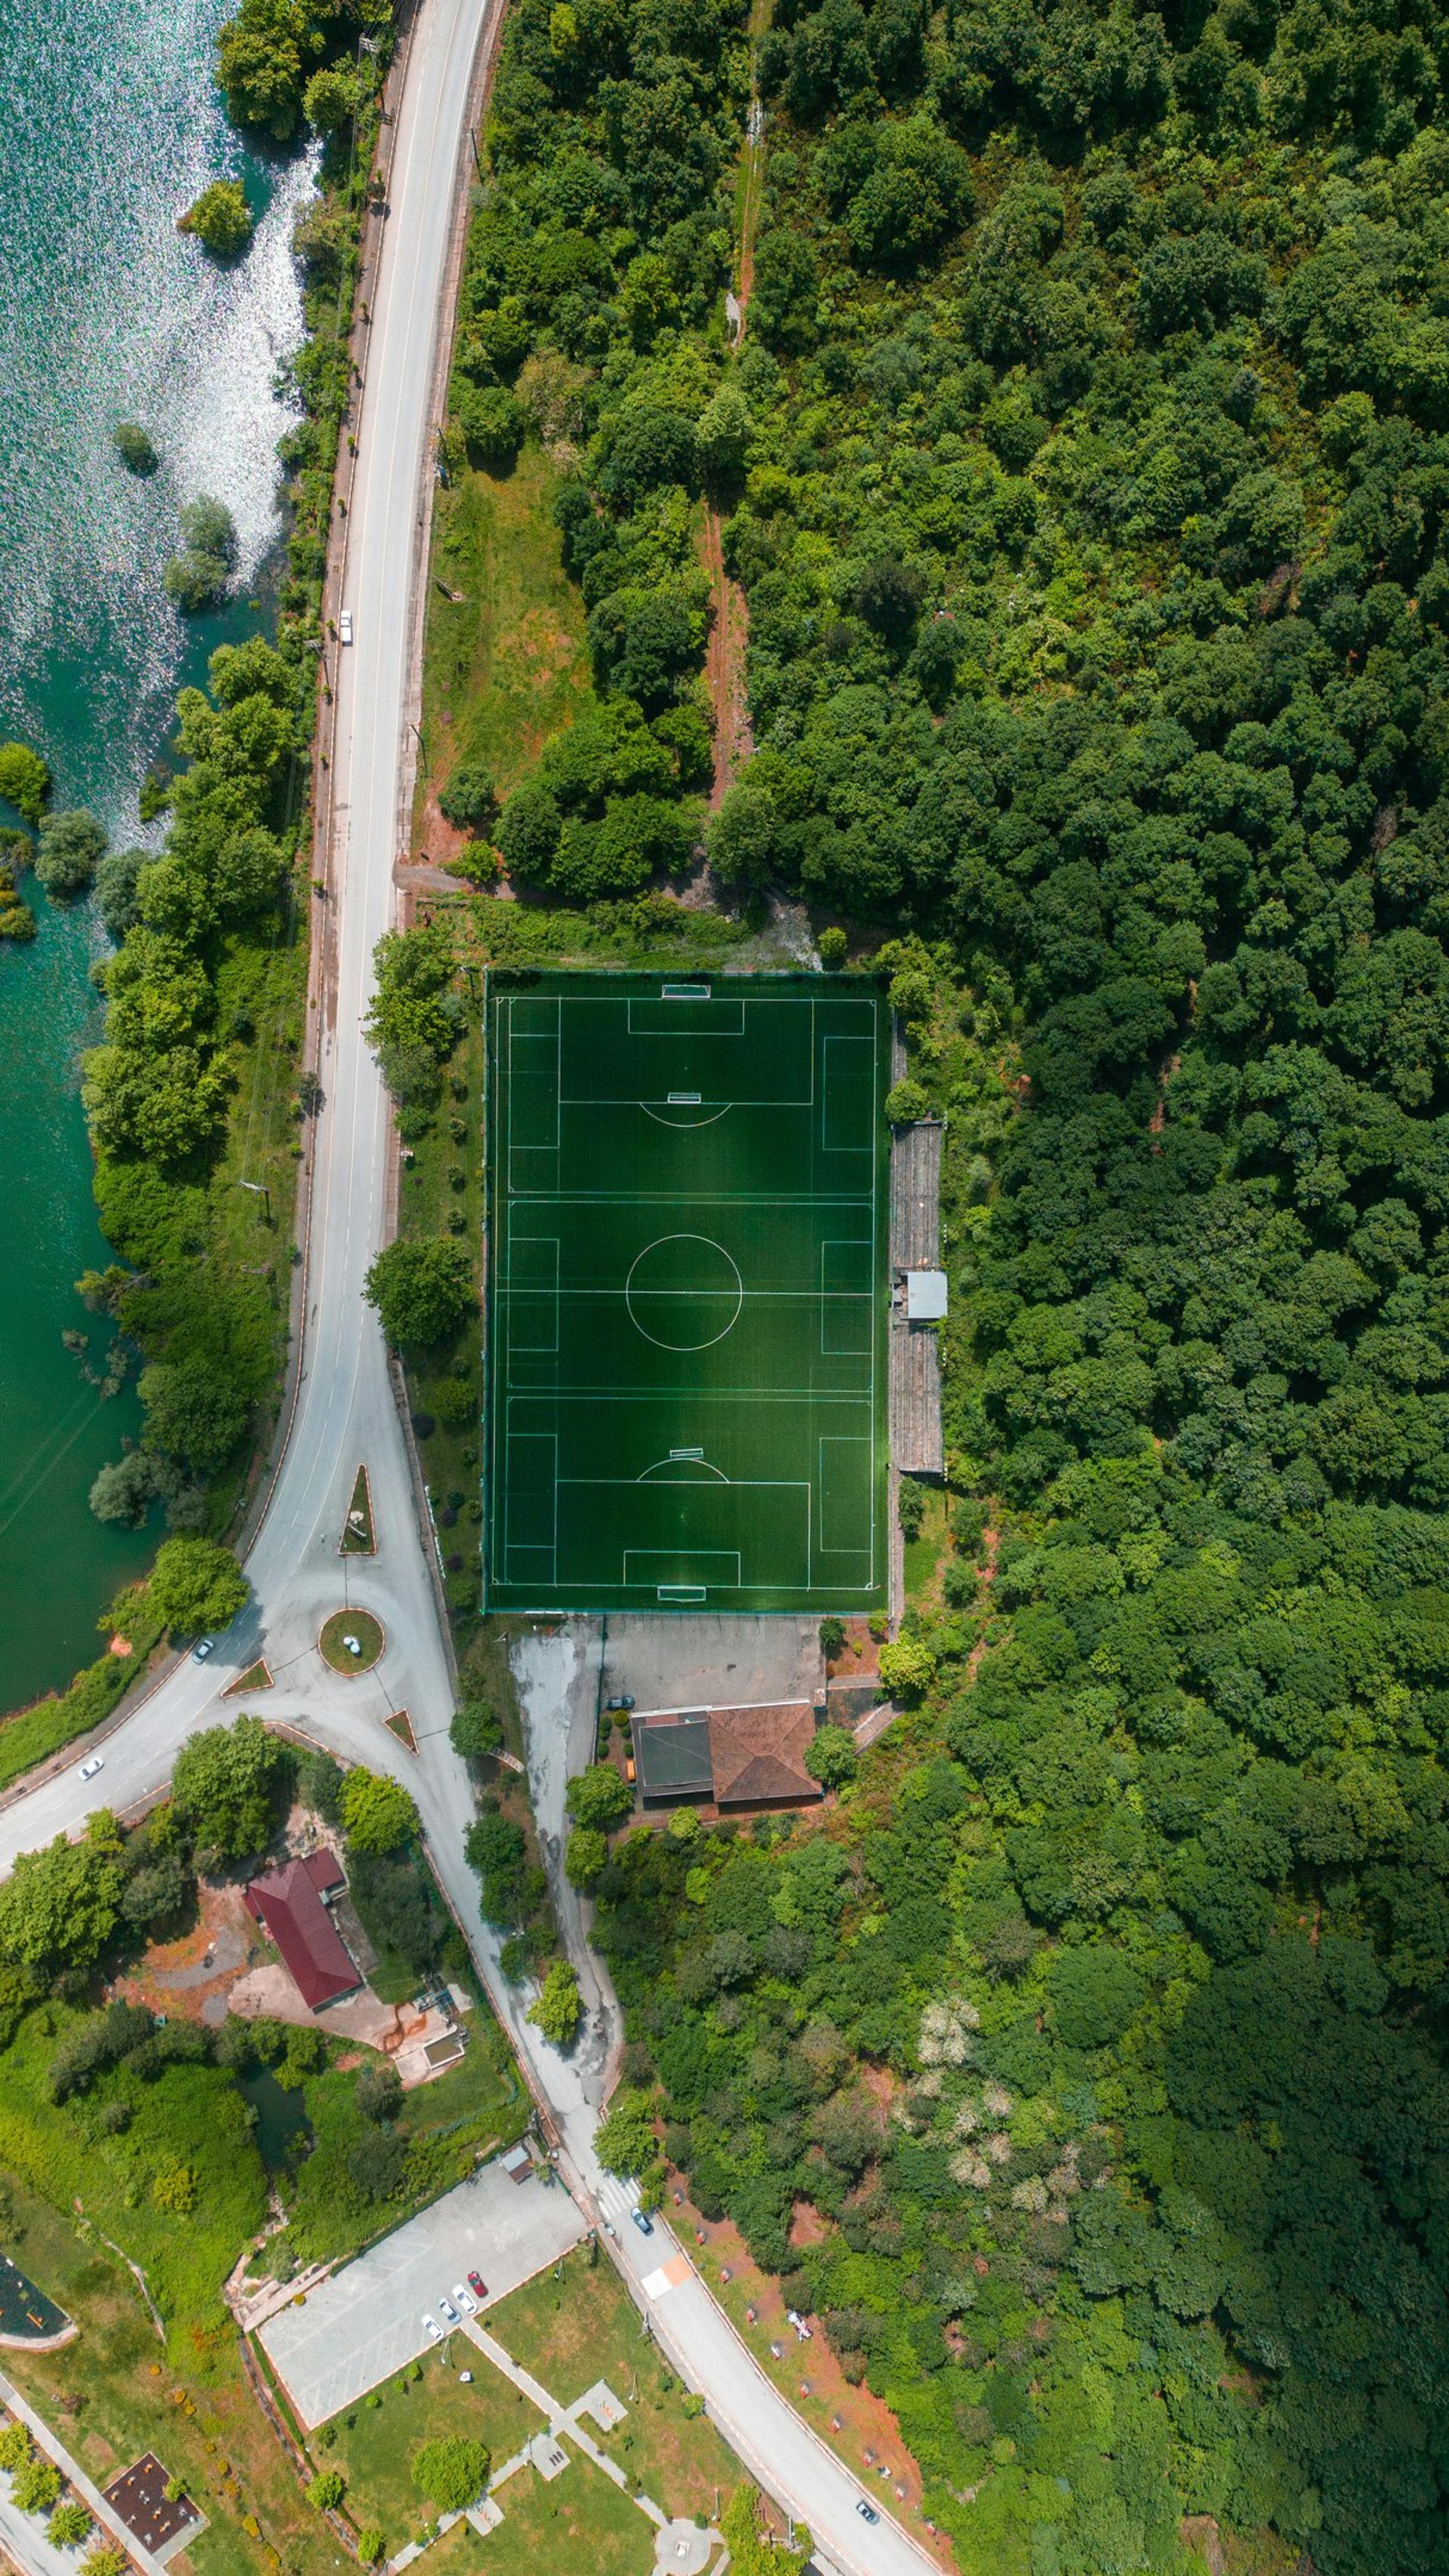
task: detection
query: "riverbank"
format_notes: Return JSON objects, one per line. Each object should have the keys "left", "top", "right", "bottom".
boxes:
{"left": 0, "top": 0, "right": 392, "bottom": 1719}
{"left": 0, "top": 0, "right": 318, "bottom": 1707}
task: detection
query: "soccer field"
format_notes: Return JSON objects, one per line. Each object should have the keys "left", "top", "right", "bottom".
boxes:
{"left": 483, "top": 971, "right": 890, "bottom": 1613}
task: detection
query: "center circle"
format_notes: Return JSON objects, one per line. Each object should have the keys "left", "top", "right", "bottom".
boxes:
{"left": 626, "top": 1234, "right": 743, "bottom": 1351}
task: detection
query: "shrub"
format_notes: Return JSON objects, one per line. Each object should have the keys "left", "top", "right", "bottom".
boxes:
{"left": 35, "top": 809, "right": 106, "bottom": 900}
{"left": 306, "top": 2469, "right": 346, "bottom": 2511}
{"left": 114, "top": 423, "right": 158, "bottom": 475}
{"left": 50, "top": 2502, "right": 93, "bottom": 2547}
{"left": 817, "top": 926, "right": 848, "bottom": 969}
{"left": 429, "top": 1374, "right": 476, "bottom": 1429}
{"left": 341, "top": 1767, "right": 420, "bottom": 1855}
{"left": 438, "top": 762, "right": 496, "bottom": 830}
{"left": 527, "top": 1959, "right": 581, "bottom": 2047}
{"left": 411, "top": 2438, "right": 491, "bottom": 2514}
{"left": 0, "top": 741, "right": 51, "bottom": 822}
{"left": 177, "top": 180, "right": 254, "bottom": 258}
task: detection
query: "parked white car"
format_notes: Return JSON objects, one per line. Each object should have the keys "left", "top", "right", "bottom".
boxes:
{"left": 438, "top": 2295, "right": 460, "bottom": 2326}
{"left": 452, "top": 2282, "right": 476, "bottom": 2315}
{"left": 422, "top": 2313, "right": 443, "bottom": 2344}
{"left": 339, "top": 608, "right": 354, "bottom": 645}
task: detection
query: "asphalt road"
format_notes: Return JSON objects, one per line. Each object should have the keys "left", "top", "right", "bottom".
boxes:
{"left": 0, "top": 3, "right": 943, "bottom": 2565}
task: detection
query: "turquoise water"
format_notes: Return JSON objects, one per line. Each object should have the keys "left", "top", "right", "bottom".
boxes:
{"left": 0, "top": 0, "right": 316, "bottom": 1710}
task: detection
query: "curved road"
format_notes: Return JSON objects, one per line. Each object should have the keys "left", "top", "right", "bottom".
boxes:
{"left": 0, "top": 12, "right": 939, "bottom": 2574}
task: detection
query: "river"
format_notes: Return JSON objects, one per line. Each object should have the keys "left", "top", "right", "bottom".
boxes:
{"left": 0, "top": 0, "right": 316, "bottom": 1711}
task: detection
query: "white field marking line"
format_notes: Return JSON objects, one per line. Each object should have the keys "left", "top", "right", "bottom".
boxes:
{"left": 488, "top": 995, "right": 888, "bottom": 1596}
{"left": 639, "top": 1102, "right": 734, "bottom": 1128}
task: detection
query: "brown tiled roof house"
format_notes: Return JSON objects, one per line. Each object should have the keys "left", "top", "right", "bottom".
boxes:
{"left": 245, "top": 1851, "right": 360, "bottom": 2011}
{"left": 632, "top": 1703, "right": 822, "bottom": 1811}
{"left": 708, "top": 1702, "right": 821, "bottom": 1806}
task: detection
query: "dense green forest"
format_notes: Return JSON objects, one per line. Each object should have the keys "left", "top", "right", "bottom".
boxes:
{"left": 460, "top": 0, "right": 1449, "bottom": 2568}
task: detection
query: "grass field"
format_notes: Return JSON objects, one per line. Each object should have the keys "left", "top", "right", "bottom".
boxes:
{"left": 485, "top": 971, "right": 890, "bottom": 1614}
{"left": 486, "top": 2248, "right": 739, "bottom": 2520}
{"left": 315, "top": 2342, "right": 540, "bottom": 2543}
{"left": 416, "top": 445, "right": 593, "bottom": 828}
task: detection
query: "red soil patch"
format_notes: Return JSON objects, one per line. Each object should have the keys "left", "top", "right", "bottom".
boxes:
{"left": 789, "top": 2199, "right": 830, "bottom": 2248}
{"left": 113, "top": 1882, "right": 260, "bottom": 2027}
{"left": 826, "top": 1617, "right": 881, "bottom": 1679}
{"left": 417, "top": 795, "right": 469, "bottom": 869}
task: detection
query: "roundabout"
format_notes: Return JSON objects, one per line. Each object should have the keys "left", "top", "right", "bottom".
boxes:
{"left": 318, "top": 1608, "right": 386, "bottom": 1674}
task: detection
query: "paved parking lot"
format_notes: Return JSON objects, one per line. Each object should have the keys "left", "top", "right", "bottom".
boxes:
{"left": 600, "top": 1613, "right": 823, "bottom": 1717}
{"left": 259, "top": 2156, "right": 586, "bottom": 2425}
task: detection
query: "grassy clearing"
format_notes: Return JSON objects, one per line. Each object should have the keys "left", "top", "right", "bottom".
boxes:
{"left": 417, "top": 445, "right": 593, "bottom": 827}
{"left": 0, "top": 2012, "right": 266, "bottom": 2337}
{"left": 902, "top": 1485, "right": 949, "bottom": 1611}
{"left": 314, "top": 2341, "right": 540, "bottom": 2549}
{"left": 2, "top": 2181, "right": 331, "bottom": 2576}
{"left": 468, "top": 2444, "right": 653, "bottom": 2576}
{"left": 486, "top": 2248, "right": 739, "bottom": 2521}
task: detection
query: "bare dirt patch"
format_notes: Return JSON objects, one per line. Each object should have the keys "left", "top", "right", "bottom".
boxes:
{"left": 114, "top": 1883, "right": 260, "bottom": 2027}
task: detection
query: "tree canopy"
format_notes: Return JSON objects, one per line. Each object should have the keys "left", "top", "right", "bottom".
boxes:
{"left": 340, "top": 1768, "right": 420, "bottom": 1856}
{"left": 362, "top": 1236, "right": 475, "bottom": 1346}
{"left": 171, "top": 1717, "right": 283, "bottom": 1859}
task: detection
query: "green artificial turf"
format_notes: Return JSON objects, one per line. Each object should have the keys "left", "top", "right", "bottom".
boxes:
{"left": 484, "top": 971, "right": 890, "bottom": 1613}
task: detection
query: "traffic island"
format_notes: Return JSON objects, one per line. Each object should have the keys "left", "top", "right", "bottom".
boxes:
{"left": 318, "top": 1608, "right": 385, "bottom": 1674}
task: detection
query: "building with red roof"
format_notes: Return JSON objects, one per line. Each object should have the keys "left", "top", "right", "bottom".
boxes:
{"left": 244, "top": 1851, "right": 360, "bottom": 2011}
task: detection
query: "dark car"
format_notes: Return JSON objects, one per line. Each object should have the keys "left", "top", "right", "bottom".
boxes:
{"left": 605, "top": 1694, "right": 635, "bottom": 1711}
{"left": 466, "top": 2270, "right": 487, "bottom": 2299}
{"left": 631, "top": 2208, "right": 654, "bottom": 2236}
{"left": 856, "top": 2501, "right": 880, "bottom": 2525}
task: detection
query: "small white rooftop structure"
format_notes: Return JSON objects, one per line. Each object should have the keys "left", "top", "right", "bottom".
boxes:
{"left": 904, "top": 1268, "right": 948, "bottom": 1322}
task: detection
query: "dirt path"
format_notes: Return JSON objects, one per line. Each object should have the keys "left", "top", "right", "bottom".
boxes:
{"left": 703, "top": 505, "right": 753, "bottom": 807}
{"left": 703, "top": 51, "right": 768, "bottom": 807}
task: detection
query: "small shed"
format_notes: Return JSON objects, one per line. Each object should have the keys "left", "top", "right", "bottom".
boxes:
{"left": 904, "top": 1268, "right": 948, "bottom": 1321}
